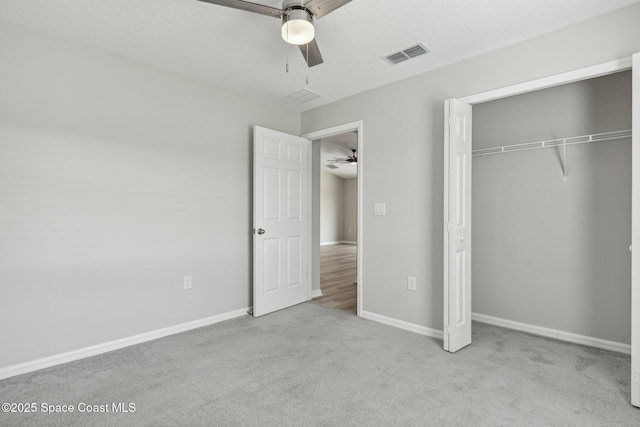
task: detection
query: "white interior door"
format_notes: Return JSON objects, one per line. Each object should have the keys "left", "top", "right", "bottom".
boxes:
{"left": 632, "top": 52, "right": 640, "bottom": 408}
{"left": 444, "top": 98, "right": 473, "bottom": 353}
{"left": 253, "top": 126, "right": 310, "bottom": 317}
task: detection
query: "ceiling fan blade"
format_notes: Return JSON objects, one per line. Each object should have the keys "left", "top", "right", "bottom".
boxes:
{"left": 299, "top": 39, "right": 324, "bottom": 67}
{"left": 304, "top": 0, "right": 352, "bottom": 19}
{"left": 197, "top": 0, "right": 282, "bottom": 18}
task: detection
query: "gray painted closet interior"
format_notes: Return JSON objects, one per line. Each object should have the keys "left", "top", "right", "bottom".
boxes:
{"left": 472, "top": 70, "right": 632, "bottom": 344}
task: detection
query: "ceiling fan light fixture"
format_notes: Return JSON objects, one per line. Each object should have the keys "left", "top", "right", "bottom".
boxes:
{"left": 281, "top": 9, "right": 314, "bottom": 45}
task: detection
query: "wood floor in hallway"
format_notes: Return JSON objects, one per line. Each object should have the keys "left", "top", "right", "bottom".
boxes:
{"left": 312, "top": 244, "right": 357, "bottom": 314}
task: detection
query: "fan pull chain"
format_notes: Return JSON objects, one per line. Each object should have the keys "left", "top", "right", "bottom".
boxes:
{"left": 306, "top": 43, "right": 309, "bottom": 86}
{"left": 285, "top": 15, "right": 289, "bottom": 73}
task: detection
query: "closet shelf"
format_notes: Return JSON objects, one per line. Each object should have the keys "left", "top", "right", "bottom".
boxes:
{"left": 472, "top": 129, "right": 632, "bottom": 157}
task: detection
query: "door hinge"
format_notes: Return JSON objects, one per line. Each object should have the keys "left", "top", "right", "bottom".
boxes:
{"left": 634, "top": 370, "right": 640, "bottom": 384}
{"left": 446, "top": 222, "right": 453, "bottom": 232}
{"left": 446, "top": 325, "right": 452, "bottom": 334}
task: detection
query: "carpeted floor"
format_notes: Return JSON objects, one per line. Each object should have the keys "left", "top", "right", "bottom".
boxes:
{"left": 0, "top": 302, "right": 638, "bottom": 426}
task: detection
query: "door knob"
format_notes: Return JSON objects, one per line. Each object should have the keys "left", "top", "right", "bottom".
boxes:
{"left": 459, "top": 235, "right": 464, "bottom": 242}
{"left": 257, "top": 228, "right": 266, "bottom": 235}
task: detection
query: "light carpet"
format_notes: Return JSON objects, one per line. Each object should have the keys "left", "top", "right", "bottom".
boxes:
{"left": 0, "top": 302, "right": 638, "bottom": 426}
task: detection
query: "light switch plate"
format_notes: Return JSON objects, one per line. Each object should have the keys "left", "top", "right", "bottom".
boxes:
{"left": 408, "top": 276, "right": 416, "bottom": 291}
{"left": 374, "top": 202, "right": 386, "bottom": 216}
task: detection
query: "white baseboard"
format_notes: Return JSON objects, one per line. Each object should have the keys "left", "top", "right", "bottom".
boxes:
{"left": 472, "top": 313, "right": 631, "bottom": 355}
{"left": 361, "top": 310, "right": 444, "bottom": 340}
{"left": 320, "top": 241, "right": 357, "bottom": 246}
{"left": 310, "top": 289, "right": 323, "bottom": 299}
{"left": 0, "top": 307, "right": 250, "bottom": 380}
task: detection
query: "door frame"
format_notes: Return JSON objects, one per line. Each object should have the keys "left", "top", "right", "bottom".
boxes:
{"left": 303, "top": 121, "right": 364, "bottom": 316}
{"left": 451, "top": 56, "right": 637, "bottom": 406}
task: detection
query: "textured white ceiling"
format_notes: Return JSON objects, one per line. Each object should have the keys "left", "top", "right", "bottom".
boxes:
{"left": 1, "top": 0, "right": 639, "bottom": 112}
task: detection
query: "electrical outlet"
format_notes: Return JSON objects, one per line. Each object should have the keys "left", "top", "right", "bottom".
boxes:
{"left": 183, "top": 276, "right": 192, "bottom": 290}
{"left": 407, "top": 276, "right": 416, "bottom": 291}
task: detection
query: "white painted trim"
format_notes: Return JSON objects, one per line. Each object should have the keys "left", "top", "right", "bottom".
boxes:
{"left": 303, "top": 121, "right": 364, "bottom": 317}
{"left": 303, "top": 121, "right": 360, "bottom": 141}
{"left": 306, "top": 136, "right": 313, "bottom": 303}
{"left": 320, "top": 240, "right": 357, "bottom": 246}
{"left": 631, "top": 52, "right": 640, "bottom": 407}
{"left": 0, "top": 307, "right": 250, "bottom": 381}
{"left": 310, "top": 289, "right": 323, "bottom": 299}
{"left": 361, "top": 311, "right": 444, "bottom": 340}
{"left": 472, "top": 313, "right": 631, "bottom": 355}
{"left": 460, "top": 57, "right": 632, "bottom": 105}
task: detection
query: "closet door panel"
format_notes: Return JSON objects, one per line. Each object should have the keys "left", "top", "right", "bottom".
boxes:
{"left": 631, "top": 52, "right": 640, "bottom": 409}
{"left": 444, "top": 98, "right": 473, "bottom": 353}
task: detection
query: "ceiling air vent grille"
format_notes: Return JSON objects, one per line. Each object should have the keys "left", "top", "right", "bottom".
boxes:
{"left": 326, "top": 164, "right": 339, "bottom": 170}
{"left": 385, "top": 52, "right": 409, "bottom": 65}
{"left": 286, "top": 88, "right": 321, "bottom": 103}
{"left": 383, "top": 43, "right": 430, "bottom": 65}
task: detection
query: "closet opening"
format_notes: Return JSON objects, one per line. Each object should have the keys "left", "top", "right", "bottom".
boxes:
{"left": 470, "top": 70, "right": 632, "bottom": 351}
{"left": 444, "top": 55, "right": 639, "bottom": 407}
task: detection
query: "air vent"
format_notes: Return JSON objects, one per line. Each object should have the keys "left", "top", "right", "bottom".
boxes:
{"left": 383, "top": 43, "right": 430, "bottom": 65}
{"left": 385, "top": 52, "right": 409, "bottom": 65}
{"left": 326, "top": 164, "right": 339, "bottom": 170}
{"left": 286, "top": 88, "right": 321, "bottom": 103}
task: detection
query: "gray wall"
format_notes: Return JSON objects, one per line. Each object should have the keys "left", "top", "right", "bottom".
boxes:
{"left": 473, "top": 71, "right": 632, "bottom": 344}
{"left": 343, "top": 178, "right": 357, "bottom": 243}
{"left": 320, "top": 171, "right": 357, "bottom": 244}
{"left": 301, "top": 3, "right": 640, "bottom": 338}
{"left": 320, "top": 170, "right": 344, "bottom": 243}
{"left": 0, "top": 20, "right": 300, "bottom": 368}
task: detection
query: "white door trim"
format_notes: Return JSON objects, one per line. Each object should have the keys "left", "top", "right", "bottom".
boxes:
{"left": 460, "top": 57, "right": 632, "bottom": 105}
{"left": 631, "top": 52, "right": 640, "bottom": 408}
{"left": 303, "top": 121, "right": 364, "bottom": 316}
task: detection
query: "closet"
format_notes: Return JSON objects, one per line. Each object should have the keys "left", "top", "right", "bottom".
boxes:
{"left": 471, "top": 70, "right": 632, "bottom": 347}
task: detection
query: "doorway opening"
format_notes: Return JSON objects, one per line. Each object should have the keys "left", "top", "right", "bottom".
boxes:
{"left": 303, "top": 121, "right": 364, "bottom": 316}
{"left": 313, "top": 132, "right": 358, "bottom": 314}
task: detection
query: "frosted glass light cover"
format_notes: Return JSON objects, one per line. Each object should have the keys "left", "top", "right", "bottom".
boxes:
{"left": 281, "top": 19, "right": 314, "bottom": 45}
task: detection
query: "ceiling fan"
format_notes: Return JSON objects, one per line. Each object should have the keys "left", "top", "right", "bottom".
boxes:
{"left": 197, "top": 0, "right": 353, "bottom": 67}
{"left": 328, "top": 148, "right": 357, "bottom": 165}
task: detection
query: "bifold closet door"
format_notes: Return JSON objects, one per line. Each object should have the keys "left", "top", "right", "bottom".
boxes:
{"left": 444, "top": 98, "right": 473, "bottom": 353}
{"left": 631, "top": 52, "right": 640, "bottom": 409}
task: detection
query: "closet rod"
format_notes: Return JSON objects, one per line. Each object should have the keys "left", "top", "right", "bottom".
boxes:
{"left": 472, "top": 129, "right": 632, "bottom": 157}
